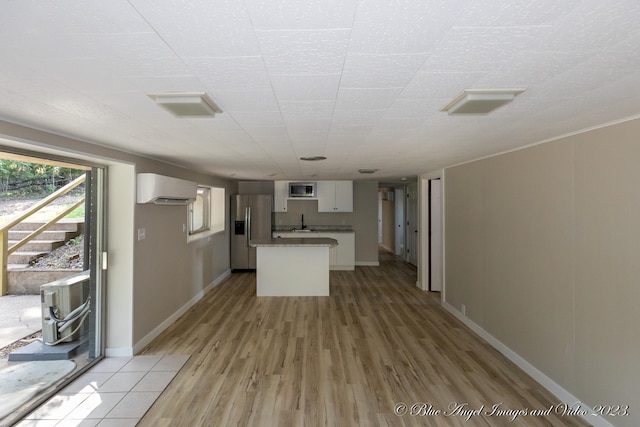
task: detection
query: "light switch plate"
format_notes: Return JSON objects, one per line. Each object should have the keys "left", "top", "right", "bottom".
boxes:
{"left": 137, "top": 228, "right": 146, "bottom": 241}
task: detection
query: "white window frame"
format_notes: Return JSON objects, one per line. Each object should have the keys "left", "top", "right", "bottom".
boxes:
{"left": 187, "top": 185, "right": 225, "bottom": 242}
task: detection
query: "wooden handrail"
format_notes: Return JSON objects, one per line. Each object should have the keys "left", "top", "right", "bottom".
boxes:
{"left": 7, "top": 198, "right": 85, "bottom": 255}
{"left": 1, "top": 173, "right": 86, "bottom": 295}
{"left": 0, "top": 174, "right": 86, "bottom": 232}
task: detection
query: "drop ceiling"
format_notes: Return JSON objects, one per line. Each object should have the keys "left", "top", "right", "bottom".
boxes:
{"left": 0, "top": 1, "right": 639, "bottom": 181}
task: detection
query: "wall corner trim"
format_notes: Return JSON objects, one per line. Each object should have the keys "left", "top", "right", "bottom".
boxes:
{"left": 132, "top": 269, "right": 232, "bottom": 355}
{"left": 441, "top": 302, "right": 615, "bottom": 427}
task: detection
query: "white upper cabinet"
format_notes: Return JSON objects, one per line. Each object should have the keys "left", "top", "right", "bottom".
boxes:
{"left": 317, "top": 181, "right": 353, "bottom": 212}
{"left": 273, "top": 181, "right": 288, "bottom": 212}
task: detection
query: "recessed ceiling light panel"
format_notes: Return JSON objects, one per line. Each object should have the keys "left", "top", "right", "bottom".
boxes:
{"left": 441, "top": 89, "right": 525, "bottom": 115}
{"left": 148, "top": 92, "right": 222, "bottom": 118}
{"left": 358, "top": 168, "right": 379, "bottom": 174}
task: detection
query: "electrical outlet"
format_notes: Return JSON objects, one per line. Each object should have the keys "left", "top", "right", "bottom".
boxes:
{"left": 461, "top": 304, "right": 466, "bottom": 316}
{"left": 137, "top": 228, "right": 146, "bottom": 241}
{"left": 182, "top": 224, "right": 187, "bottom": 232}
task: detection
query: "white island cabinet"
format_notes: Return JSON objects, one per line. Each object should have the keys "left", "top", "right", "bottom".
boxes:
{"left": 250, "top": 238, "right": 337, "bottom": 296}
{"left": 273, "top": 231, "right": 355, "bottom": 270}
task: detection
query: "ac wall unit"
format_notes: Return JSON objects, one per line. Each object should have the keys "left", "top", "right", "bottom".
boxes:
{"left": 137, "top": 173, "right": 198, "bottom": 205}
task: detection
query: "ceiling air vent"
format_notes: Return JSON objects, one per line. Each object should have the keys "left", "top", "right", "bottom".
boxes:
{"left": 358, "top": 169, "right": 379, "bottom": 174}
{"left": 148, "top": 92, "right": 222, "bottom": 118}
{"left": 441, "top": 89, "right": 525, "bottom": 115}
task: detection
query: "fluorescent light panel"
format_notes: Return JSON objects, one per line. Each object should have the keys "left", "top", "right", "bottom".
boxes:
{"left": 441, "top": 89, "right": 525, "bottom": 115}
{"left": 148, "top": 92, "right": 222, "bottom": 117}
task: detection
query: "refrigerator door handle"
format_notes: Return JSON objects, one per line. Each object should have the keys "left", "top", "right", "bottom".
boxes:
{"left": 246, "top": 206, "right": 252, "bottom": 245}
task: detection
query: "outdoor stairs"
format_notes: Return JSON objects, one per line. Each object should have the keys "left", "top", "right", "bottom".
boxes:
{"left": 7, "top": 220, "right": 83, "bottom": 269}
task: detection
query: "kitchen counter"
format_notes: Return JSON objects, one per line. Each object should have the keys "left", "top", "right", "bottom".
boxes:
{"left": 250, "top": 237, "right": 338, "bottom": 247}
{"left": 272, "top": 225, "right": 353, "bottom": 233}
{"left": 250, "top": 238, "right": 337, "bottom": 297}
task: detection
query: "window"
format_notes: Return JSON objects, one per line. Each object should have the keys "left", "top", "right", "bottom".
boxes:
{"left": 189, "top": 186, "right": 210, "bottom": 235}
{"left": 188, "top": 186, "right": 225, "bottom": 239}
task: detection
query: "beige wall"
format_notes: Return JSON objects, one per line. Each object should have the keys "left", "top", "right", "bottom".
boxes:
{"left": 444, "top": 118, "right": 640, "bottom": 427}
{"left": 133, "top": 159, "right": 236, "bottom": 346}
{"left": 273, "top": 181, "right": 379, "bottom": 264}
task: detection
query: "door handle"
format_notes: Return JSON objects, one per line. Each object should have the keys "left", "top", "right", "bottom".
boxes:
{"left": 247, "top": 206, "right": 252, "bottom": 244}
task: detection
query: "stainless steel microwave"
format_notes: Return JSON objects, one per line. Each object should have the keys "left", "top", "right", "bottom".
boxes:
{"left": 288, "top": 182, "right": 317, "bottom": 198}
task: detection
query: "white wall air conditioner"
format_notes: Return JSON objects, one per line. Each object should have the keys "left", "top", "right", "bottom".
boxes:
{"left": 136, "top": 173, "right": 198, "bottom": 205}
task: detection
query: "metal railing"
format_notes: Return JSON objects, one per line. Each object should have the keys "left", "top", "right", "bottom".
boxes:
{"left": 0, "top": 174, "right": 86, "bottom": 295}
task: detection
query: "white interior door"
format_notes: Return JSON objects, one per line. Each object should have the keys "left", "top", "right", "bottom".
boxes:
{"left": 430, "top": 179, "right": 443, "bottom": 292}
{"left": 394, "top": 187, "right": 405, "bottom": 257}
{"left": 406, "top": 183, "right": 418, "bottom": 266}
{"left": 378, "top": 191, "right": 383, "bottom": 244}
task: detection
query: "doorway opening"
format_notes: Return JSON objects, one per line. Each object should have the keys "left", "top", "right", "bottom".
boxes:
{"left": 0, "top": 149, "right": 106, "bottom": 425}
{"left": 428, "top": 178, "right": 442, "bottom": 292}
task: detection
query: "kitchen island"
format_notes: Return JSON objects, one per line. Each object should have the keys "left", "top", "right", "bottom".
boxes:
{"left": 249, "top": 237, "right": 338, "bottom": 296}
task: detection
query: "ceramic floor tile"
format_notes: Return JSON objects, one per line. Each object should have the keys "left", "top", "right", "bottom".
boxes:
{"left": 131, "top": 371, "right": 177, "bottom": 392}
{"left": 65, "top": 392, "right": 126, "bottom": 419}
{"left": 14, "top": 420, "right": 59, "bottom": 427}
{"left": 96, "top": 419, "right": 140, "bottom": 427}
{"left": 62, "top": 373, "right": 115, "bottom": 394}
{"left": 105, "top": 391, "right": 160, "bottom": 419}
{"left": 151, "top": 355, "right": 190, "bottom": 372}
{"left": 25, "top": 393, "right": 92, "bottom": 420}
{"left": 118, "top": 356, "right": 162, "bottom": 372}
{"left": 56, "top": 419, "right": 102, "bottom": 427}
{"left": 97, "top": 372, "right": 146, "bottom": 393}
{"left": 89, "top": 358, "right": 132, "bottom": 373}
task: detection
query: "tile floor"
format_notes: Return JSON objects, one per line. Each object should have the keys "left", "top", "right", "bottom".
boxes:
{"left": 15, "top": 354, "right": 189, "bottom": 426}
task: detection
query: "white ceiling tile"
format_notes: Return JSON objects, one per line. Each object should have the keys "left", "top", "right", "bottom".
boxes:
{"left": 424, "top": 26, "right": 551, "bottom": 72}
{"left": 400, "top": 71, "right": 485, "bottom": 99}
{"left": 214, "top": 90, "right": 279, "bottom": 112}
{"left": 531, "top": 1, "right": 640, "bottom": 53}
{"left": 245, "top": 0, "right": 357, "bottom": 29}
{"left": 340, "top": 54, "right": 427, "bottom": 88}
{"left": 184, "top": 56, "right": 271, "bottom": 91}
{"left": 230, "top": 112, "right": 286, "bottom": 129}
{"left": 349, "top": 0, "right": 470, "bottom": 54}
{"left": 335, "top": 88, "right": 401, "bottom": 110}
{"left": 331, "top": 110, "right": 386, "bottom": 128}
{"left": 279, "top": 101, "right": 335, "bottom": 120}
{"left": 129, "top": 0, "right": 261, "bottom": 57}
{"left": 256, "top": 29, "right": 350, "bottom": 74}
{"left": 271, "top": 74, "right": 340, "bottom": 101}
{"left": 454, "top": 0, "right": 582, "bottom": 27}
{"left": 0, "top": 1, "right": 151, "bottom": 36}
{"left": 124, "top": 75, "right": 208, "bottom": 94}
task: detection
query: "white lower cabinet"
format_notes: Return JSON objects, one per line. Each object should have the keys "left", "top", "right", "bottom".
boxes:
{"left": 272, "top": 232, "right": 355, "bottom": 270}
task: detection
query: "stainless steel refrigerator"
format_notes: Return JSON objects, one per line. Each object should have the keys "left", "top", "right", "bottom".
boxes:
{"left": 231, "top": 195, "right": 272, "bottom": 270}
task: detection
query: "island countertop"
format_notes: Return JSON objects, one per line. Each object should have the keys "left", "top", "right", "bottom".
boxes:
{"left": 250, "top": 237, "right": 338, "bottom": 248}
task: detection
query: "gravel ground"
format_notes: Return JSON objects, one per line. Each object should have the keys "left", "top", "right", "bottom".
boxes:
{"left": 0, "top": 331, "right": 41, "bottom": 360}
{"left": 29, "top": 235, "right": 84, "bottom": 269}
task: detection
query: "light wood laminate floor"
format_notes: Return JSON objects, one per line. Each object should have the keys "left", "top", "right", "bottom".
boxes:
{"left": 139, "top": 250, "right": 591, "bottom": 427}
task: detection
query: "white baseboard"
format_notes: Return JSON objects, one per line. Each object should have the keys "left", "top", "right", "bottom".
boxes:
{"left": 105, "top": 347, "right": 134, "bottom": 357}
{"left": 355, "top": 261, "right": 380, "bottom": 266}
{"left": 131, "top": 269, "right": 231, "bottom": 355}
{"left": 441, "top": 301, "right": 615, "bottom": 427}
